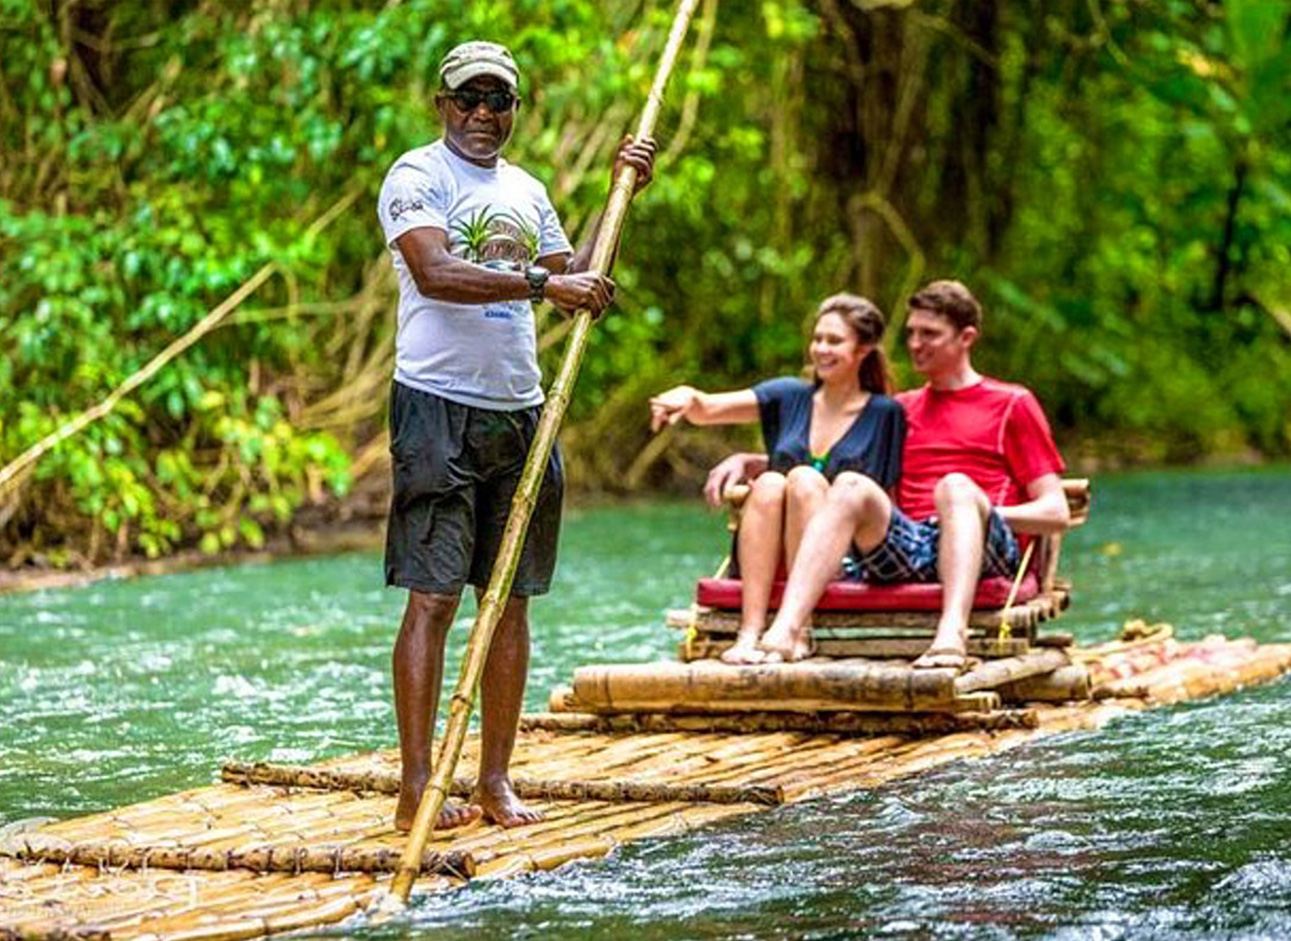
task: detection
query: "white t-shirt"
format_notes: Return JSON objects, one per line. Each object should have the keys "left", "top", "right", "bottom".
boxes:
{"left": 377, "top": 140, "right": 572, "bottom": 410}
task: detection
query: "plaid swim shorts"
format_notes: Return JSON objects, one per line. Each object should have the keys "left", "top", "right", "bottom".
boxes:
{"left": 853, "top": 506, "right": 1020, "bottom": 584}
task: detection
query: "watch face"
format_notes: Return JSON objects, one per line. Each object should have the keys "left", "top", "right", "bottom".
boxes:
{"left": 526, "top": 266, "right": 547, "bottom": 301}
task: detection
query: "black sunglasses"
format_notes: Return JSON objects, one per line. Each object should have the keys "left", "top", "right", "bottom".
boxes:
{"left": 446, "top": 89, "right": 517, "bottom": 114}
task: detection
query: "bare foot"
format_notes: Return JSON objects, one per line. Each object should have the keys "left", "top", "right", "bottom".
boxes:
{"left": 911, "top": 645, "right": 968, "bottom": 673}
{"left": 758, "top": 623, "right": 815, "bottom": 663}
{"left": 394, "top": 781, "right": 483, "bottom": 833}
{"left": 473, "top": 777, "right": 545, "bottom": 828}
{"left": 720, "top": 634, "right": 767, "bottom": 664}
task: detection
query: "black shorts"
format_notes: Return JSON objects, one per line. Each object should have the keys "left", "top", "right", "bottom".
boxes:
{"left": 384, "top": 381, "right": 563, "bottom": 597}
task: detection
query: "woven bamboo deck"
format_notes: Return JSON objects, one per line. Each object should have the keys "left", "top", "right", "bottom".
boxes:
{"left": 3, "top": 631, "right": 1290, "bottom": 941}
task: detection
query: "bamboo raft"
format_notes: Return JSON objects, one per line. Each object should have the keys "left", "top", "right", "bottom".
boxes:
{"left": 4, "top": 625, "right": 1291, "bottom": 941}
{"left": 6, "top": 476, "right": 1288, "bottom": 939}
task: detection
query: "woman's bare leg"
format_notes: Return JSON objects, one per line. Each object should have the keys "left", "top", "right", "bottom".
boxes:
{"left": 770, "top": 466, "right": 831, "bottom": 660}
{"left": 783, "top": 466, "right": 830, "bottom": 570}
{"left": 761, "top": 472, "right": 891, "bottom": 662}
{"left": 723, "top": 472, "right": 787, "bottom": 664}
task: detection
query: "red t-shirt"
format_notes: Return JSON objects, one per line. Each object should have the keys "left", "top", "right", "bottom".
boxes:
{"left": 895, "top": 378, "right": 1065, "bottom": 520}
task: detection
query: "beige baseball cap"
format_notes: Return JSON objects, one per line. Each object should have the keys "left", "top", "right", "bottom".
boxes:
{"left": 439, "top": 41, "right": 519, "bottom": 91}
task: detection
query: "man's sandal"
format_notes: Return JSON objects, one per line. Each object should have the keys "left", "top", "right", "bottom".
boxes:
{"left": 910, "top": 647, "right": 969, "bottom": 674}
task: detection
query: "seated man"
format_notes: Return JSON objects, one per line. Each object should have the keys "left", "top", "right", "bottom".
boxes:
{"left": 711, "top": 280, "right": 1070, "bottom": 669}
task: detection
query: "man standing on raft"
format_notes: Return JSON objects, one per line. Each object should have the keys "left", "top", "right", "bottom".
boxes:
{"left": 377, "top": 41, "right": 655, "bottom": 829}
{"left": 715, "top": 281, "right": 1070, "bottom": 669}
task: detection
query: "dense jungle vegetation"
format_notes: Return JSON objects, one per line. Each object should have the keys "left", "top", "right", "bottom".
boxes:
{"left": 2, "top": 0, "right": 1289, "bottom": 567}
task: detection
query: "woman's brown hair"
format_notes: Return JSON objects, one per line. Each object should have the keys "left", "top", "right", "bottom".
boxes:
{"left": 815, "top": 293, "right": 894, "bottom": 395}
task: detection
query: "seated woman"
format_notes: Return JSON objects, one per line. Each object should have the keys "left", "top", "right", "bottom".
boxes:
{"left": 649, "top": 294, "right": 905, "bottom": 663}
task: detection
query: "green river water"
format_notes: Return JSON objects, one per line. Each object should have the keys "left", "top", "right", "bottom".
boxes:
{"left": 2, "top": 469, "right": 1291, "bottom": 939}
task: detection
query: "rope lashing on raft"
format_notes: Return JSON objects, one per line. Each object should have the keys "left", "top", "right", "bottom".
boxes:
{"left": 221, "top": 761, "right": 786, "bottom": 806}
{"left": 0, "top": 834, "right": 477, "bottom": 879}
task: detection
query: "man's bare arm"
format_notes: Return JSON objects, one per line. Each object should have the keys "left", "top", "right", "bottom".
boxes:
{"left": 397, "top": 227, "right": 531, "bottom": 303}
{"left": 703, "top": 452, "right": 769, "bottom": 509}
{"left": 996, "top": 473, "right": 1070, "bottom": 535}
{"left": 396, "top": 228, "right": 614, "bottom": 314}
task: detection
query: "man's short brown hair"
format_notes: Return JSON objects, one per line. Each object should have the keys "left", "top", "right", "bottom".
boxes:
{"left": 907, "top": 280, "right": 981, "bottom": 332}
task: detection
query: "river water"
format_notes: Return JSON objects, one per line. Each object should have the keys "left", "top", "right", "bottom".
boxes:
{"left": 2, "top": 469, "right": 1290, "bottom": 939}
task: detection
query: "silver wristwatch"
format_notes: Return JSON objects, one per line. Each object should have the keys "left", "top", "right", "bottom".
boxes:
{"left": 524, "top": 265, "right": 549, "bottom": 304}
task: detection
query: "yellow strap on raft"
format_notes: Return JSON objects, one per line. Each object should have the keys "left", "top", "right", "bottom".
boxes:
{"left": 995, "top": 541, "right": 1035, "bottom": 654}
{"left": 683, "top": 606, "right": 701, "bottom": 660}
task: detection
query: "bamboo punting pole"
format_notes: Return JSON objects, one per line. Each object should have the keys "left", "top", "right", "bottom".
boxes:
{"left": 0, "top": 836, "right": 475, "bottom": 879}
{"left": 997, "top": 541, "right": 1035, "bottom": 617}
{"left": 222, "top": 761, "right": 783, "bottom": 806}
{"left": 386, "top": 0, "right": 704, "bottom": 907}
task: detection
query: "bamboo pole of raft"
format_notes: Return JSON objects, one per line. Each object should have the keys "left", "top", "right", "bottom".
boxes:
{"left": 518, "top": 709, "right": 1043, "bottom": 734}
{"left": 221, "top": 761, "right": 785, "bottom": 806}
{"left": 0, "top": 836, "right": 475, "bottom": 879}
{"left": 997, "top": 664, "right": 1091, "bottom": 703}
{"left": 385, "top": 0, "right": 705, "bottom": 908}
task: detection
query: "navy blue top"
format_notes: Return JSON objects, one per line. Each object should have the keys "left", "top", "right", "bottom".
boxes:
{"left": 752, "top": 377, "right": 905, "bottom": 487}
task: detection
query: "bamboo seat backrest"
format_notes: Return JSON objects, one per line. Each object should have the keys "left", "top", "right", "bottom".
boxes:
{"left": 722, "top": 478, "right": 1092, "bottom": 594}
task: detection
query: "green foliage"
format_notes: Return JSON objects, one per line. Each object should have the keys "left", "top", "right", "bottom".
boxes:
{"left": 980, "top": 0, "right": 1291, "bottom": 460}
{"left": 2, "top": 0, "right": 1290, "bottom": 565}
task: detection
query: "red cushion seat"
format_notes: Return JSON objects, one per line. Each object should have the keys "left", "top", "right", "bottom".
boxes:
{"left": 696, "top": 573, "right": 1039, "bottom": 612}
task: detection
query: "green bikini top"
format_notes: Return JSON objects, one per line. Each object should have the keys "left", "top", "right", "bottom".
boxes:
{"left": 809, "top": 451, "right": 829, "bottom": 473}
